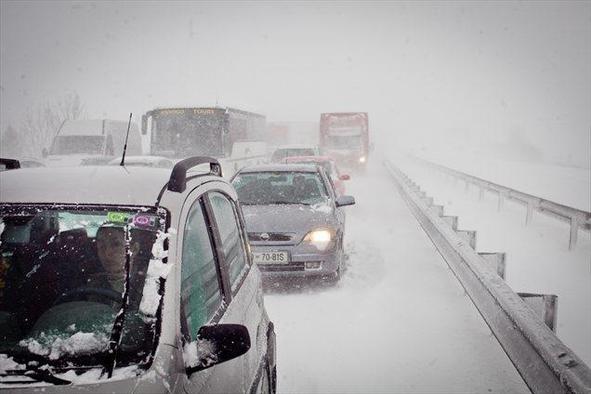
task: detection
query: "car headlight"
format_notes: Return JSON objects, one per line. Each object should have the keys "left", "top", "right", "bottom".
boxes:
{"left": 359, "top": 156, "right": 366, "bottom": 163}
{"left": 303, "top": 228, "right": 334, "bottom": 251}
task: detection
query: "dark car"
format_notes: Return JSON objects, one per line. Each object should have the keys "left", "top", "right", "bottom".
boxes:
{"left": 0, "top": 157, "right": 276, "bottom": 393}
{"left": 232, "top": 164, "right": 355, "bottom": 282}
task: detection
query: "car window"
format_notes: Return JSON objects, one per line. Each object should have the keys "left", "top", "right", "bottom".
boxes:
{"left": 208, "top": 192, "right": 249, "bottom": 293}
{"left": 181, "top": 198, "right": 223, "bottom": 342}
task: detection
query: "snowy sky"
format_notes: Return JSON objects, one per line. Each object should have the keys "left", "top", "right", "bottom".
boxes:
{"left": 1, "top": 1, "right": 589, "bottom": 163}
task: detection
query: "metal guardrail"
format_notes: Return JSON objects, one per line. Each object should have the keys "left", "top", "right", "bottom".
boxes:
{"left": 413, "top": 157, "right": 591, "bottom": 250}
{"left": 384, "top": 159, "right": 591, "bottom": 394}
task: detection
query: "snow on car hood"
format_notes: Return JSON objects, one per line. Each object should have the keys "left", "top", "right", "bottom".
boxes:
{"left": 241, "top": 203, "right": 335, "bottom": 236}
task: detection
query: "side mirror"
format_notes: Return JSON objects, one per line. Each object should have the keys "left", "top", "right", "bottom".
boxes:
{"left": 42, "top": 148, "right": 48, "bottom": 158}
{"left": 339, "top": 174, "right": 350, "bottom": 181}
{"left": 186, "top": 324, "right": 251, "bottom": 375}
{"left": 335, "top": 195, "right": 355, "bottom": 207}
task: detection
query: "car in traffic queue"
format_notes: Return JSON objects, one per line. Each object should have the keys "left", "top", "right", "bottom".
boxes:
{"left": 0, "top": 157, "right": 276, "bottom": 393}
{"left": 284, "top": 155, "right": 350, "bottom": 196}
{"left": 269, "top": 145, "right": 319, "bottom": 163}
{"left": 231, "top": 164, "right": 355, "bottom": 282}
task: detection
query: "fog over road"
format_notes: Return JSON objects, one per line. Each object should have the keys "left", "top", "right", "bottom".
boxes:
{"left": 264, "top": 160, "right": 529, "bottom": 393}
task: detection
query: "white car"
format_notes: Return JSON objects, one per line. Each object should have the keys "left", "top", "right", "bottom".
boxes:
{"left": 0, "top": 157, "right": 276, "bottom": 393}
{"left": 107, "top": 155, "right": 174, "bottom": 168}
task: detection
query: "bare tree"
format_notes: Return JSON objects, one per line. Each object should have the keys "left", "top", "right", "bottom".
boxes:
{"left": 19, "top": 92, "right": 85, "bottom": 157}
{"left": 0, "top": 125, "right": 21, "bottom": 157}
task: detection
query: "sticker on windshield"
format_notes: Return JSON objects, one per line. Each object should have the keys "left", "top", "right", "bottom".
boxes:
{"left": 107, "top": 211, "right": 131, "bottom": 224}
{"left": 132, "top": 214, "right": 158, "bottom": 230}
{"left": 107, "top": 212, "right": 159, "bottom": 230}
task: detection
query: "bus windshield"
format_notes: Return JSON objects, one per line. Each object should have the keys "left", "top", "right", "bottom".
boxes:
{"left": 151, "top": 111, "right": 224, "bottom": 158}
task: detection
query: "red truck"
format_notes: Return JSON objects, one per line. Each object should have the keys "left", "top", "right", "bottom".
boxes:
{"left": 319, "top": 112, "right": 369, "bottom": 170}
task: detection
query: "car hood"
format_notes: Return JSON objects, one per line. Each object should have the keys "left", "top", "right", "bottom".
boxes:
{"left": 241, "top": 203, "right": 336, "bottom": 237}
{"left": 44, "top": 154, "right": 102, "bottom": 167}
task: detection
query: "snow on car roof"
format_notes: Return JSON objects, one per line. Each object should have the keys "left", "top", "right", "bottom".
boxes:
{"left": 285, "top": 155, "right": 334, "bottom": 163}
{"left": 238, "top": 164, "right": 319, "bottom": 173}
{"left": 0, "top": 166, "right": 172, "bottom": 206}
{"left": 274, "top": 144, "right": 318, "bottom": 150}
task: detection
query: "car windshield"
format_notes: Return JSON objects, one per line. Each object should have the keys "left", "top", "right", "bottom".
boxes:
{"left": 233, "top": 171, "right": 328, "bottom": 205}
{"left": 50, "top": 135, "right": 105, "bottom": 155}
{"left": 325, "top": 134, "right": 362, "bottom": 150}
{"left": 0, "top": 206, "right": 165, "bottom": 370}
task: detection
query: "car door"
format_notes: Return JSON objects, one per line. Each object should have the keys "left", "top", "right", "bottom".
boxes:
{"left": 178, "top": 186, "right": 244, "bottom": 394}
{"left": 206, "top": 189, "right": 270, "bottom": 393}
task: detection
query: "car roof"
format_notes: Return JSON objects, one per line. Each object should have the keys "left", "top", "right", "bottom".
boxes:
{"left": 108, "top": 155, "right": 173, "bottom": 165}
{"left": 0, "top": 166, "right": 173, "bottom": 206}
{"left": 237, "top": 164, "right": 320, "bottom": 173}
{"left": 273, "top": 145, "right": 317, "bottom": 150}
{"left": 285, "top": 155, "right": 334, "bottom": 163}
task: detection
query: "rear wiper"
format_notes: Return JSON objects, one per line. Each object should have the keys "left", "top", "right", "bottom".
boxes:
{"left": 2, "top": 367, "right": 71, "bottom": 385}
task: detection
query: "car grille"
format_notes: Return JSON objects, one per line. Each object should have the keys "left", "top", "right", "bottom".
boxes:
{"left": 258, "top": 262, "right": 305, "bottom": 272}
{"left": 248, "top": 232, "right": 294, "bottom": 242}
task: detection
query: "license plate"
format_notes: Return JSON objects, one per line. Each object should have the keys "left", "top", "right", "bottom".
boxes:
{"left": 252, "top": 251, "right": 289, "bottom": 264}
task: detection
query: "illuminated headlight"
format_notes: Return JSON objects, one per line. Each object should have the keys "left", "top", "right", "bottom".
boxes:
{"left": 359, "top": 156, "right": 366, "bottom": 163}
{"left": 303, "top": 229, "right": 334, "bottom": 251}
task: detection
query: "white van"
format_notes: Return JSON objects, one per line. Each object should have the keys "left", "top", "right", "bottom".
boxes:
{"left": 43, "top": 119, "right": 142, "bottom": 167}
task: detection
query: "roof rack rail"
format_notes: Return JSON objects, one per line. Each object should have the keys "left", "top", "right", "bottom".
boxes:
{"left": 168, "top": 156, "right": 222, "bottom": 193}
{"left": 0, "top": 158, "right": 21, "bottom": 170}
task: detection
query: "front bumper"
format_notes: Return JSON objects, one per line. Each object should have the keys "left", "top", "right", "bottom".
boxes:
{"left": 251, "top": 243, "right": 341, "bottom": 279}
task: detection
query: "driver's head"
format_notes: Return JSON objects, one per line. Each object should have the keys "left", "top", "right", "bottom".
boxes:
{"left": 96, "top": 226, "right": 127, "bottom": 277}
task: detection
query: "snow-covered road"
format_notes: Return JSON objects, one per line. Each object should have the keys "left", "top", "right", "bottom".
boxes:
{"left": 264, "top": 162, "right": 529, "bottom": 393}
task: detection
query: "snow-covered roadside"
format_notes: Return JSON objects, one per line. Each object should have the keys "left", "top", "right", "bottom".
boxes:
{"left": 400, "top": 158, "right": 591, "bottom": 367}
{"left": 418, "top": 152, "right": 590, "bottom": 211}
{"left": 264, "top": 160, "right": 528, "bottom": 393}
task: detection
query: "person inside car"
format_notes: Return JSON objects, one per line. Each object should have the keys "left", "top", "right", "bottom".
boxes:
{"left": 83, "top": 225, "right": 154, "bottom": 306}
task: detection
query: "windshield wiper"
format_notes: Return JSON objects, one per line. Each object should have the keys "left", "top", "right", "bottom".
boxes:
{"left": 103, "top": 226, "right": 132, "bottom": 378}
{"left": 2, "top": 367, "right": 71, "bottom": 386}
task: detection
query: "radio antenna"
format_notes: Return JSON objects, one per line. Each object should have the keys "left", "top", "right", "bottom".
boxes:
{"left": 120, "top": 113, "right": 133, "bottom": 166}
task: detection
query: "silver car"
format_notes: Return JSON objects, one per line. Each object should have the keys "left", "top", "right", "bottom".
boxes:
{"left": 232, "top": 164, "right": 355, "bottom": 281}
{"left": 0, "top": 157, "right": 276, "bottom": 393}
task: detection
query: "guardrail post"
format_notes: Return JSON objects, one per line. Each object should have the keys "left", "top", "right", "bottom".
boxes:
{"left": 479, "top": 186, "right": 485, "bottom": 201}
{"left": 431, "top": 205, "right": 444, "bottom": 216}
{"left": 497, "top": 191, "right": 505, "bottom": 212}
{"left": 525, "top": 201, "right": 535, "bottom": 225}
{"left": 457, "top": 230, "right": 477, "bottom": 249}
{"left": 518, "top": 293, "right": 558, "bottom": 332}
{"left": 441, "top": 216, "right": 458, "bottom": 230}
{"left": 479, "top": 252, "right": 506, "bottom": 279}
{"left": 569, "top": 217, "right": 579, "bottom": 250}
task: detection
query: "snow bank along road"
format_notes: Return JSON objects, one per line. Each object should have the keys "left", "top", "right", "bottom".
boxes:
{"left": 264, "top": 161, "right": 530, "bottom": 394}
{"left": 399, "top": 157, "right": 591, "bottom": 368}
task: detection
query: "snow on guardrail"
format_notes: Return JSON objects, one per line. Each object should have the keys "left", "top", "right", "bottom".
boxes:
{"left": 412, "top": 156, "right": 591, "bottom": 250}
{"left": 384, "top": 159, "right": 591, "bottom": 394}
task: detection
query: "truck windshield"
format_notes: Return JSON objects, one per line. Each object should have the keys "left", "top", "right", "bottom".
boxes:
{"left": 0, "top": 206, "right": 164, "bottom": 372}
{"left": 151, "top": 112, "right": 224, "bottom": 158}
{"left": 50, "top": 136, "right": 105, "bottom": 155}
{"left": 325, "top": 134, "right": 362, "bottom": 150}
